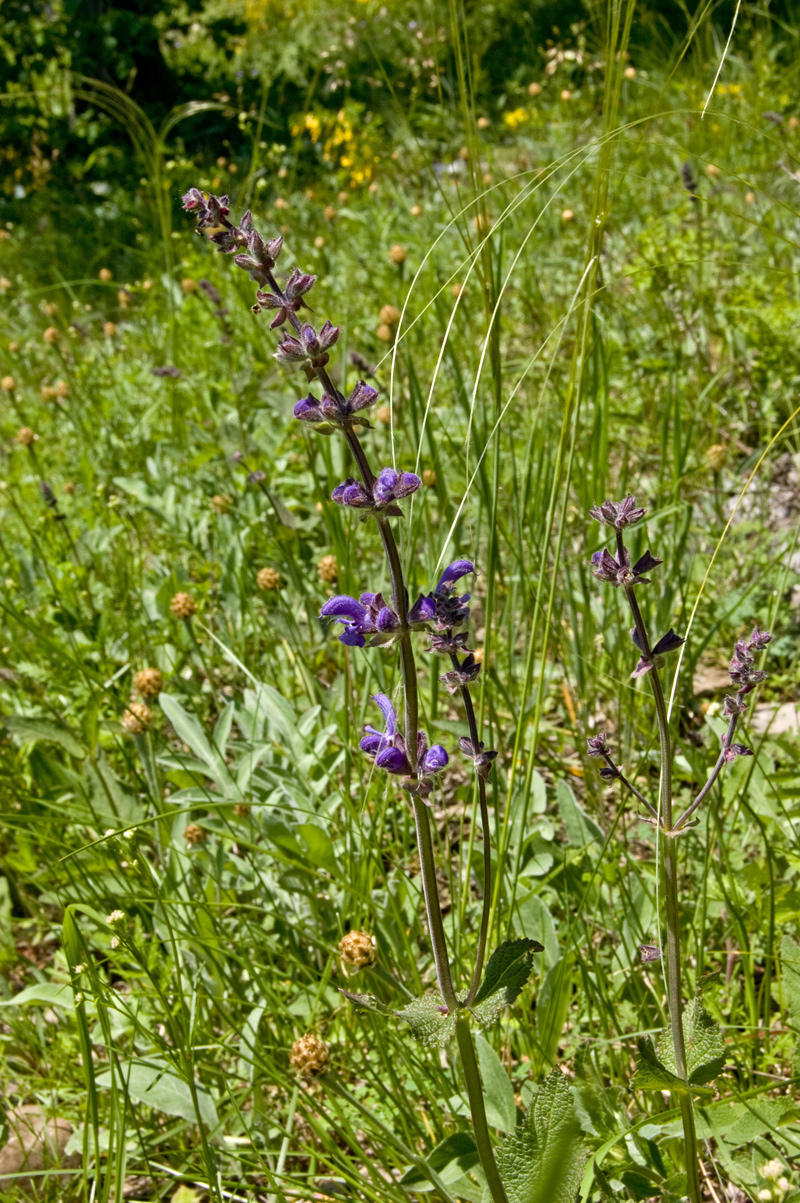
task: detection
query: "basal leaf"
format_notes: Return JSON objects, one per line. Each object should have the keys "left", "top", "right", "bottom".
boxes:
{"left": 493, "top": 1068, "right": 587, "bottom": 1203}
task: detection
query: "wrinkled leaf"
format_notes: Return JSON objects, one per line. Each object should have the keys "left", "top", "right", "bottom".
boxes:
{"left": 471, "top": 938, "right": 543, "bottom": 1027}
{"left": 395, "top": 996, "right": 456, "bottom": 1046}
{"left": 4, "top": 714, "right": 85, "bottom": 759}
{"left": 493, "top": 1068, "right": 587, "bottom": 1203}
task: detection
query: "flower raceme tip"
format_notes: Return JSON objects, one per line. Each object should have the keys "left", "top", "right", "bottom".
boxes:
{"left": 589, "top": 494, "right": 646, "bottom": 530}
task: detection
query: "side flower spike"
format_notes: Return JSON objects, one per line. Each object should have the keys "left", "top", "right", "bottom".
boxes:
{"left": 360, "top": 695, "right": 448, "bottom": 800}
{"left": 331, "top": 467, "right": 421, "bottom": 517}
{"left": 408, "top": 559, "right": 475, "bottom": 649}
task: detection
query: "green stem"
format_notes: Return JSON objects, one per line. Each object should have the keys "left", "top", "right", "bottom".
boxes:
{"left": 621, "top": 547, "right": 701, "bottom": 1203}
{"left": 455, "top": 1017, "right": 509, "bottom": 1203}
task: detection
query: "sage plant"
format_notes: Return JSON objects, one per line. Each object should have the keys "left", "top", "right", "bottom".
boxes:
{"left": 588, "top": 495, "right": 771, "bottom": 1203}
{"left": 182, "top": 190, "right": 543, "bottom": 1203}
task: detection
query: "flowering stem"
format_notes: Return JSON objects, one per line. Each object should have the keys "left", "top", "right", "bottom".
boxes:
{"left": 617, "top": 535, "right": 701, "bottom": 1203}
{"left": 455, "top": 670, "right": 492, "bottom": 1008}
{"left": 598, "top": 750, "right": 659, "bottom": 822}
{"left": 455, "top": 1017, "right": 510, "bottom": 1203}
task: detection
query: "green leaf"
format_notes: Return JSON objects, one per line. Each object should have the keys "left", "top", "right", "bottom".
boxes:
{"left": 556, "top": 778, "right": 604, "bottom": 847}
{"left": 339, "top": 989, "right": 389, "bottom": 1014}
{"left": 514, "top": 893, "right": 559, "bottom": 970}
{"left": 400, "top": 1132, "right": 479, "bottom": 1189}
{"left": 470, "top": 938, "right": 543, "bottom": 1027}
{"left": 94, "top": 1059, "right": 218, "bottom": 1129}
{"left": 630, "top": 1036, "right": 683, "bottom": 1092}
{"left": 0, "top": 981, "right": 76, "bottom": 1009}
{"left": 3, "top": 714, "right": 85, "bottom": 759}
{"left": 395, "top": 996, "right": 456, "bottom": 1046}
{"left": 780, "top": 933, "right": 800, "bottom": 1024}
{"left": 159, "top": 694, "right": 215, "bottom": 767}
{"left": 493, "top": 1068, "right": 587, "bottom": 1203}
{"left": 655, "top": 996, "right": 726, "bottom": 1086}
{"left": 475, "top": 1032, "right": 517, "bottom": 1133}
{"left": 535, "top": 954, "right": 574, "bottom": 1068}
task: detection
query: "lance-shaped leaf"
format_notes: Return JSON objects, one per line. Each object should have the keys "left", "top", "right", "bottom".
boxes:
{"left": 493, "top": 1068, "right": 587, "bottom": 1203}
{"left": 339, "top": 989, "right": 390, "bottom": 1015}
{"left": 395, "top": 995, "right": 456, "bottom": 1046}
{"left": 469, "top": 938, "right": 543, "bottom": 1027}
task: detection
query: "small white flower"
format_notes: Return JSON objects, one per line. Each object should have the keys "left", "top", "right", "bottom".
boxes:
{"left": 110, "top": 936, "right": 120, "bottom": 949}
{"left": 74, "top": 992, "right": 84, "bottom": 1005}
{"left": 106, "top": 909, "right": 125, "bottom": 924}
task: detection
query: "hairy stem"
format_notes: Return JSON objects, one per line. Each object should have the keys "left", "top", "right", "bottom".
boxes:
{"left": 454, "top": 667, "right": 492, "bottom": 1007}
{"left": 455, "top": 1017, "right": 510, "bottom": 1203}
{"left": 619, "top": 537, "right": 700, "bottom": 1203}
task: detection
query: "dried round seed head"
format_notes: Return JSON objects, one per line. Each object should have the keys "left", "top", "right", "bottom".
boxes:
{"left": 705, "top": 443, "right": 728, "bottom": 471}
{"left": 2, "top": 376, "right": 15, "bottom": 392}
{"left": 379, "top": 304, "right": 401, "bottom": 325}
{"left": 63, "top": 482, "right": 75, "bottom": 495}
{"left": 122, "top": 702, "right": 153, "bottom": 735}
{"left": 317, "top": 554, "right": 338, "bottom": 584}
{"left": 170, "top": 592, "right": 197, "bottom": 619}
{"left": 388, "top": 244, "right": 407, "bottom": 265}
{"left": 232, "top": 803, "right": 250, "bottom": 817}
{"left": 339, "top": 930, "right": 377, "bottom": 971}
{"left": 8, "top": 341, "right": 19, "bottom": 353}
{"left": 43, "top": 326, "right": 61, "bottom": 345}
{"left": 181, "top": 278, "right": 198, "bottom": 293}
{"left": 183, "top": 822, "right": 206, "bottom": 845}
{"left": 289, "top": 1034, "right": 329, "bottom": 1077}
{"left": 257, "top": 566, "right": 281, "bottom": 592}
{"left": 421, "top": 469, "right": 437, "bottom": 488}
{"left": 376, "top": 323, "right": 393, "bottom": 343}
{"left": 41, "top": 386, "right": 58, "bottom": 401}
{"left": 528, "top": 81, "right": 542, "bottom": 95}
{"left": 134, "top": 667, "right": 163, "bottom": 699}
{"left": 17, "top": 427, "right": 36, "bottom": 447}
{"left": 55, "top": 380, "right": 69, "bottom": 397}
{"left": 211, "top": 493, "right": 233, "bottom": 514}
{"left": 324, "top": 205, "right": 337, "bottom": 221}
{"left": 98, "top": 268, "right": 113, "bottom": 282}
{"left": 375, "top": 404, "right": 392, "bottom": 425}
{"left": 103, "top": 322, "right": 118, "bottom": 338}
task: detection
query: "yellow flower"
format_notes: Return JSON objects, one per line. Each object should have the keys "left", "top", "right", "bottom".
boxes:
{"left": 503, "top": 107, "right": 528, "bottom": 129}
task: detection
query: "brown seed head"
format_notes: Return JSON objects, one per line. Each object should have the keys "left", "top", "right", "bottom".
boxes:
{"left": 63, "top": 482, "right": 75, "bottom": 495}
{"left": 257, "top": 566, "right": 281, "bottom": 591}
{"left": 181, "top": 278, "right": 198, "bottom": 293}
{"left": 324, "top": 205, "right": 337, "bottom": 221}
{"left": 560, "top": 89, "right": 572, "bottom": 101}
{"left": 183, "top": 823, "right": 206, "bottom": 845}
{"left": 0, "top": 278, "right": 11, "bottom": 290}
{"left": 2, "top": 376, "right": 15, "bottom": 392}
{"left": 561, "top": 208, "right": 574, "bottom": 223}
{"left": 339, "top": 930, "right": 377, "bottom": 971}
{"left": 705, "top": 443, "right": 728, "bottom": 472}
{"left": 705, "top": 163, "right": 721, "bottom": 178}
{"left": 289, "top": 1034, "right": 329, "bottom": 1077}
{"left": 233, "top": 803, "right": 250, "bottom": 817}
{"left": 103, "top": 322, "right": 118, "bottom": 338}
{"left": 118, "top": 289, "right": 130, "bottom": 308}
{"left": 122, "top": 702, "right": 153, "bottom": 735}
{"left": 314, "top": 236, "right": 325, "bottom": 249}
{"left": 375, "top": 404, "right": 392, "bottom": 425}
{"left": 389, "top": 244, "right": 407, "bottom": 265}
{"left": 528, "top": 81, "right": 542, "bottom": 96}
{"left": 170, "top": 592, "right": 197, "bottom": 619}
{"left": 134, "top": 667, "right": 163, "bottom": 698}
{"left": 43, "top": 326, "right": 61, "bottom": 345}
{"left": 379, "top": 304, "right": 401, "bottom": 326}
{"left": 376, "top": 323, "right": 393, "bottom": 343}
{"left": 317, "top": 554, "right": 338, "bottom": 584}
{"left": 477, "top": 116, "right": 490, "bottom": 129}
{"left": 451, "top": 282, "right": 465, "bottom": 298}
{"left": 8, "top": 341, "right": 19, "bottom": 353}
{"left": 41, "top": 385, "right": 58, "bottom": 401}
{"left": 211, "top": 493, "right": 233, "bottom": 514}
{"left": 42, "top": 301, "right": 59, "bottom": 318}
{"left": 98, "top": 268, "right": 113, "bottom": 282}
{"left": 17, "top": 427, "right": 36, "bottom": 447}
{"left": 421, "top": 469, "right": 437, "bottom": 488}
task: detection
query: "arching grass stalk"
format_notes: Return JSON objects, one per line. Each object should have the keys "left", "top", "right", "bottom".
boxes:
{"left": 587, "top": 494, "right": 772, "bottom": 1203}
{"left": 182, "top": 190, "right": 508, "bottom": 1202}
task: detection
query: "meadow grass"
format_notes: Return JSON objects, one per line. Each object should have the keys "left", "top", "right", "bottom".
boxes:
{"left": 1, "top": 4, "right": 800, "bottom": 1200}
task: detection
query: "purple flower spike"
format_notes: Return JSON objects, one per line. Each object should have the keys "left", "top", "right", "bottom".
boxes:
{"left": 422, "top": 744, "right": 449, "bottom": 774}
{"left": 332, "top": 478, "right": 373, "bottom": 509}
{"left": 591, "top": 547, "right": 661, "bottom": 589}
{"left": 276, "top": 319, "right": 340, "bottom": 369}
{"left": 256, "top": 267, "right": 317, "bottom": 328}
{"left": 320, "top": 593, "right": 400, "bottom": 647}
{"left": 589, "top": 494, "right": 646, "bottom": 530}
{"left": 294, "top": 381, "right": 379, "bottom": 433}
{"left": 587, "top": 733, "right": 610, "bottom": 758}
{"left": 439, "top": 653, "right": 481, "bottom": 694}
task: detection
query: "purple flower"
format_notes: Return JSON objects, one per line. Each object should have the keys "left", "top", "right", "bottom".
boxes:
{"left": 439, "top": 653, "right": 481, "bottom": 694}
{"left": 294, "top": 380, "right": 379, "bottom": 431}
{"left": 360, "top": 695, "right": 448, "bottom": 799}
{"left": 586, "top": 733, "right": 610, "bottom": 758}
{"left": 722, "top": 740, "right": 753, "bottom": 762}
{"left": 255, "top": 268, "right": 317, "bottom": 328}
{"left": 729, "top": 627, "right": 771, "bottom": 693}
{"left": 182, "top": 190, "right": 231, "bottom": 229}
{"left": 320, "top": 592, "right": 400, "bottom": 647}
{"left": 639, "top": 944, "right": 661, "bottom": 963}
{"left": 630, "top": 627, "right": 684, "bottom": 678}
{"left": 589, "top": 494, "right": 646, "bottom": 530}
{"left": 276, "top": 319, "right": 339, "bottom": 369}
{"left": 458, "top": 736, "right": 497, "bottom": 779}
{"left": 232, "top": 224, "right": 285, "bottom": 278}
{"left": 331, "top": 467, "right": 421, "bottom": 516}
{"left": 409, "top": 559, "right": 475, "bottom": 638}
{"left": 723, "top": 694, "right": 748, "bottom": 717}
{"left": 591, "top": 547, "right": 661, "bottom": 588}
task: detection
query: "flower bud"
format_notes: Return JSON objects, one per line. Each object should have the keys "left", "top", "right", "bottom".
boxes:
{"left": 289, "top": 1033, "right": 329, "bottom": 1077}
{"left": 339, "top": 930, "right": 377, "bottom": 971}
